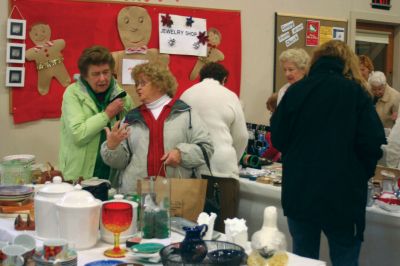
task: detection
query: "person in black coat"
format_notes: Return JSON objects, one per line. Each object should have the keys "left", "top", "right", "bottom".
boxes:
{"left": 270, "top": 40, "right": 386, "bottom": 266}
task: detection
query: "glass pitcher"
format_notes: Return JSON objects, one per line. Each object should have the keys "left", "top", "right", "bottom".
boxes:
{"left": 181, "top": 224, "right": 208, "bottom": 263}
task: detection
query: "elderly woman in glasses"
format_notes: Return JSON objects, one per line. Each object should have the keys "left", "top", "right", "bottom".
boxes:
{"left": 369, "top": 71, "right": 400, "bottom": 128}
{"left": 101, "top": 62, "right": 213, "bottom": 193}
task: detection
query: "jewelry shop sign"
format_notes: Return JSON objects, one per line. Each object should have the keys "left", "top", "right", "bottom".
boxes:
{"left": 159, "top": 13, "right": 207, "bottom": 56}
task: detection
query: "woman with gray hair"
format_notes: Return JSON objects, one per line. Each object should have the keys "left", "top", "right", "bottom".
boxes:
{"left": 369, "top": 71, "right": 400, "bottom": 128}
{"left": 277, "top": 48, "right": 310, "bottom": 104}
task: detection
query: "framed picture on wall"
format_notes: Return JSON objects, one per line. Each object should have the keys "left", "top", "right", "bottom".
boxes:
{"left": 6, "top": 43, "right": 26, "bottom": 64}
{"left": 6, "top": 67, "right": 25, "bottom": 87}
{"left": 7, "top": 19, "right": 26, "bottom": 40}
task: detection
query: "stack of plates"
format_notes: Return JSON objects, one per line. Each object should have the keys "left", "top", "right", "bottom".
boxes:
{"left": 33, "top": 248, "right": 77, "bottom": 266}
{"left": 0, "top": 185, "right": 34, "bottom": 205}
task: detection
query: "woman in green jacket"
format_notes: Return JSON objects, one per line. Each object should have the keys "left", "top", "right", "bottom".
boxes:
{"left": 59, "top": 45, "right": 133, "bottom": 181}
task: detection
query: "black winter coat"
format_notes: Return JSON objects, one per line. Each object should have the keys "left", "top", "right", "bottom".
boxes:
{"left": 271, "top": 56, "right": 386, "bottom": 238}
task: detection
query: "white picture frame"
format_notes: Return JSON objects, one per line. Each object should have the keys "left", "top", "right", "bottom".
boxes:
{"left": 6, "top": 67, "right": 25, "bottom": 87}
{"left": 6, "top": 43, "right": 26, "bottom": 64}
{"left": 7, "top": 18, "right": 26, "bottom": 40}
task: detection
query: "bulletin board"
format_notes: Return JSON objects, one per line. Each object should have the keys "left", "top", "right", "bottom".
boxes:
{"left": 274, "top": 13, "right": 347, "bottom": 91}
{"left": 7, "top": 0, "right": 241, "bottom": 124}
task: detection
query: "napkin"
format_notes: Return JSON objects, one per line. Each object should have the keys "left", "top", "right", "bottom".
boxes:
{"left": 197, "top": 212, "right": 217, "bottom": 240}
{"left": 224, "top": 217, "right": 248, "bottom": 248}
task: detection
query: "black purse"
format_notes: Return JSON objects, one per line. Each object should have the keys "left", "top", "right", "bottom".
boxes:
{"left": 204, "top": 182, "right": 221, "bottom": 215}
{"left": 197, "top": 144, "right": 221, "bottom": 215}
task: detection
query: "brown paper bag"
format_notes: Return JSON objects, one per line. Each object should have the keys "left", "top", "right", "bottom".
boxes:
{"left": 137, "top": 174, "right": 208, "bottom": 223}
{"left": 170, "top": 177, "right": 208, "bottom": 222}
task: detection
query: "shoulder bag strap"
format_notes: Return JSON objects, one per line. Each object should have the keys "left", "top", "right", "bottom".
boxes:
{"left": 197, "top": 143, "right": 213, "bottom": 177}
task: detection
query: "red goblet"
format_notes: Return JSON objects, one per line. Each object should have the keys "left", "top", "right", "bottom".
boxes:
{"left": 102, "top": 201, "right": 133, "bottom": 258}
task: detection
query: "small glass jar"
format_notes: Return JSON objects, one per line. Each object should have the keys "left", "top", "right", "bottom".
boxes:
{"left": 138, "top": 176, "right": 170, "bottom": 239}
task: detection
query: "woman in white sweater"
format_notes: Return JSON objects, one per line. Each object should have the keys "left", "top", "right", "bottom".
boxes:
{"left": 181, "top": 62, "right": 248, "bottom": 231}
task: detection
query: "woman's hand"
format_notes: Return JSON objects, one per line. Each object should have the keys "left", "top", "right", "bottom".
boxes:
{"left": 105, "top": 98, "right": 124, "bottom": 119}
{"left": 161, "top": 148, "right": 181, "bottom": 167}
{"left": 104, "top": 120, "right": 129, "bottom": 150}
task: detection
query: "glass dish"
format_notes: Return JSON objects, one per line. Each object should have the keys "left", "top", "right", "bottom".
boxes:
{"left": 159, "top": 240, "right": 246, "bottom": 266}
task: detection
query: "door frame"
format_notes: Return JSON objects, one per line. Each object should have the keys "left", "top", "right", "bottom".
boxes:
{"left": 349, "top": 11, "right": 400, "bottom": 89}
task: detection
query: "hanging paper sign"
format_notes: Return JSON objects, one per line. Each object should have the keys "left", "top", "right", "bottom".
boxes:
{"left": 333, "top": 27, "right": 345, "bottom": 41}
{"left": 281, "top": 20, "right": 295, "bottom": 32}
{"left": 278, "top": 32, "right": 291, "bottom": 43}
{"left": 285, "top": 34, "right": 299, "bottom": 47}
{"left": 320, "top": 26, "right": 333, "bottom": 45}
{"left": 306, "top": 20, "right": 320, "bottom": 46}
{"left": 291, "top": 23, "right": 304, "bottom": 35}
{"left": 122, "top": 59, "right": 149, "bottom": 85}
{"left": 159, "top": 14, "right": 207, "bottom": 56}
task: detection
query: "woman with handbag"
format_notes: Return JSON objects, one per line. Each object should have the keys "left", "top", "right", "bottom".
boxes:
{"left": 101, "top": 62, "right": 214, "bottom": 194}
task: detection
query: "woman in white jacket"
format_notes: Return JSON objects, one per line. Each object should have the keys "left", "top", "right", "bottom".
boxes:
{"left": 382, "top": 106, "right": 400, "bottom": 168}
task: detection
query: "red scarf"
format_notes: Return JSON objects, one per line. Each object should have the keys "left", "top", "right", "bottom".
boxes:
{"left": 139, "top": 99, "right": 176, "bottom": 177}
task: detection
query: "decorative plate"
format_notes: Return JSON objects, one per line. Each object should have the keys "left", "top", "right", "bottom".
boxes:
{"left": 84, "top": 260, "right": 124, "bottom": 266}
{"left": 130, "top": 243, "right": 164, "bottom": 254}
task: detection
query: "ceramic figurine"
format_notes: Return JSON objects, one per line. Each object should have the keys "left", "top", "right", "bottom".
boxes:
{"left": 251, "top": 206, "right": 286, "bottom": 253}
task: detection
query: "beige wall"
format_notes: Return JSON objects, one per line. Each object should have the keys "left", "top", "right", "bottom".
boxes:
{"left": 1, "top": 0, "right": 399, "bottom": 163}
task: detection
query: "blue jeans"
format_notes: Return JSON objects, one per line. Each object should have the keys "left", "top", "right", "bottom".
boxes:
{"left": 288, "top": 217, "right": 362, "bottom": 266}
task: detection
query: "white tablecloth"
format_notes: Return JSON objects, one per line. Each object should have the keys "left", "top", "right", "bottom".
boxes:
{"left": 0, "top": 217, "right": 325, "bottom": 266}
{"left": 238, "top": 177, "right": 400, "bottom": 266}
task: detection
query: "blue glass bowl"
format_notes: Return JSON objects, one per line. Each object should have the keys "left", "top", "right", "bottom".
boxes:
{"left": 207, "top": 249, "right": 245, "bottom": 265}
{"left": 160, "top": 240, "right": 246, "bottom": 266}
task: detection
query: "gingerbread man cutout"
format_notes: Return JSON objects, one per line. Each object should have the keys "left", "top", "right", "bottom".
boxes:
{"left": 25, "top": 23, "right": 71, "bottom": 95}
{"left": 190, "top": 28, "right": 225, "bottom": 81}
{"left": 112, "top": 6, "right": 170, "bottom": 106}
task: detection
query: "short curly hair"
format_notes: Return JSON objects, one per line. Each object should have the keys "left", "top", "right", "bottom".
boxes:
{"left": 358, "top": 55, "right": 374, "bottom": 72}
{"left": 199, "top": 62, "right": 229, "bottom": 84}
{"left": 279, "top": 48, "right": 310, "bottom": 70}
{"left": 131, "top": 62, "right": 177, "bottom": 97}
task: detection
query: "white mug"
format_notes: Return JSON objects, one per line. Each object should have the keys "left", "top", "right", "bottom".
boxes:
{"left": 1, "top": 244, "right": 25, "bottom": 266}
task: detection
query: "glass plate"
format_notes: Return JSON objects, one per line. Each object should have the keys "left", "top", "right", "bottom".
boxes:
{"left": 0, "top": 185, "right": 33, "bottom": 196}
{"left": 84, "top": 260, "right": 124, "bottom": 266}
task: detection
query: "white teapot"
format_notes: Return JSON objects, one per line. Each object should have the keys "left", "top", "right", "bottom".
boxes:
{"left": 56, "top": 188, "right": 102, "bottom": 250}
{"left": 34, "top": 176, "right": 74, "bottom": 239}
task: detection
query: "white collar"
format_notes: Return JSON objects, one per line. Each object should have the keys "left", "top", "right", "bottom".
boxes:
{"left": 145, "top": 94, "right": 171, "bottom": 110}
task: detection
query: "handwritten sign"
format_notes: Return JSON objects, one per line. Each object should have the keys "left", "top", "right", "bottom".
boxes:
{"left": 292, "top": 23, "right": 304, "bottom": 35}
{"left": 278, "top": 32, "right": 291, "bottom": 43}
{"left": 281, "top": 20, "right": 295, "bottom": 32}
{"left": 285, "top": 34, "right": 299, "bottom": 47}
{"left": 122, "top": 59, "right": 148, "bottom": 85}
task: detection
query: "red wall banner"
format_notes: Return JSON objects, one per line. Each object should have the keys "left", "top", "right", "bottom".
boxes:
{"left": 9, "top": 0, "right": 241, "bottom": 124}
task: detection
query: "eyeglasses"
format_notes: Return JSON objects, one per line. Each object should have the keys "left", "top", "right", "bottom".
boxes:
{"left": 136, "top": 80, "right": 150, "bottom": 87}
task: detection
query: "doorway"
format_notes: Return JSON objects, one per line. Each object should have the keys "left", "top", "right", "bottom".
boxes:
{"left": 355, "top": 22, "right": 394, "bottom": 85}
